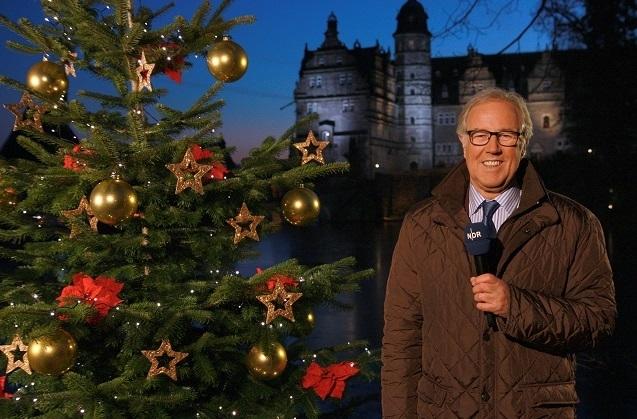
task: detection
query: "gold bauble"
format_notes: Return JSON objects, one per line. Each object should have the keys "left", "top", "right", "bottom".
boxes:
{"left": 26, "top": 61, "right": 68, "bottom": 102}
{"left": 246, "top": 342, "right": 287, "bottom": 380}
{"left": 281, "top": 187, "right": 320, "bottom": 226}
{"left": 206, "top": 37, "right": 248, "bottom": 82}
{"left": 89, "top": 179, "right": 138, "bottom": 225}
{"left": 27, "top": 329, "right": 77, "bottom": 375}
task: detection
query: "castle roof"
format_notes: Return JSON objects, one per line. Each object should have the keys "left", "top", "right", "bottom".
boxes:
{"left": 395, "top": 0, "right": 431, "bottom": 35}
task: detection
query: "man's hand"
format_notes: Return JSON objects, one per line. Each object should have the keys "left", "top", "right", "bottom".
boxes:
{"left": 471, "top": 274, "right": 510, "bottom": 318}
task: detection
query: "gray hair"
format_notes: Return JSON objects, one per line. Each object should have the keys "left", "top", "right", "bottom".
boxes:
{"left": 456, "top": 87, "right": 533, "bottom": 156}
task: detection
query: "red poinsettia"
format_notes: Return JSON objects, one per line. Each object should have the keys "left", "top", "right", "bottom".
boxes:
{"left": 301, "top": 361, "right": 360, "bottom": 400}
{"left": 165, "top": 55, "right": 185, "bottom": 83}
{"left": 56, "top": 272, "right": 123, "bottom": 323}
{"left": 0, "top": 375, "right": 13, "bottom": 399}
{"left": 159, "top": 41, "right": 186, "bottom": 83}
{"left": 63, "top": 144, "right": 92, "bottom": 172}
{"left": 255, "top": 268, "right": 299, "bottom": 291}
{"left": 190, "top": 144, "right": 229, "bottom": 182}
{"left": 190, "top": 144, "right": 213, "bottom": 160}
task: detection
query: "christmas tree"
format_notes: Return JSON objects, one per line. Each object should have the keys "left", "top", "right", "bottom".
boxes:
{"left": 0, "top": 1, "right": 376, "bottom": 417}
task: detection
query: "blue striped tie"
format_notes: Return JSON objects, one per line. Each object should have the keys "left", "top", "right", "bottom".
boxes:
{"left": 481, "top": 200, "right": 500, "bottom": 238}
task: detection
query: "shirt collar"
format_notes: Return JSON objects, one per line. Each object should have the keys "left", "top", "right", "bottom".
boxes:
{"left": 468, "top": 183, "right": 521, "bottom": 216}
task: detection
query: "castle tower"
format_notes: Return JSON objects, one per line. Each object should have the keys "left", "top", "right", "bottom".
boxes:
{"left": 393, "top": 0, "right": 433, "bottom": 170}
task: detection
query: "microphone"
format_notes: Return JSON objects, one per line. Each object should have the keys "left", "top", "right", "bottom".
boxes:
{"left": 464, "top": 222, "right": 497, "bottom": 330}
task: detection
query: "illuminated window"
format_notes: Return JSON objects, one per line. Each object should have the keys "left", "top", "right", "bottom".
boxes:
{"left": 342, "top": 99, "right": 354, "bottom": 112}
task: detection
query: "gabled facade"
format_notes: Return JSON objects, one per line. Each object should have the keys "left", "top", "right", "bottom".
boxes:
{"left": 294, "top": 1, "right": 569, "bottom": 177}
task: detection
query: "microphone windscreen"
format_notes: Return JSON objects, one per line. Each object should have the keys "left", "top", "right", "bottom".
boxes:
{"left": 463, "top": 222, "right": 491, "bottom": 256}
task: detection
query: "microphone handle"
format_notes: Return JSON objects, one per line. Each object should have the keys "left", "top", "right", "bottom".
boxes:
{"left": 474, "top": 255, "right": 497, "bottom": 330}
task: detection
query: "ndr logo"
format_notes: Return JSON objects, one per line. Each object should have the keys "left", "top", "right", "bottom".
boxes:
{"left": 466, "top": 230, "right": 482, "bottom": 240}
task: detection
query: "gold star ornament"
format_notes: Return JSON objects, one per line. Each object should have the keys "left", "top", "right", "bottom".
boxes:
{"left": 0, "top": 335, "right": 32, "bottom": 375}
{"left": 142, "top": 339, "right": 189, "bottom": 381}
{"left": 64, "top": 52, "right": 78, "bottom": 77}
{"left": 61, "top": 196, "right": 98, "bottom": 238}
{"left": 256, "top": 278, "right": 303, "bottom": 324}
{"left": 3, "top": 93, "right": 47, "bottom": 132}
{"left": 293, "top": 130, "right": 329, "bottom": 165}
{"left": 166, "top": 148, "right": 213, "bottom": 195}
{"left": 134, "top": 51, "right": 155, "bottom": 92}
{"left": 226, "top": 202, "right": 265, "bottom": 244}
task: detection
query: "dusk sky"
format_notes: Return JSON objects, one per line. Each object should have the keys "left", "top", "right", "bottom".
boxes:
{"left": 0, "top": 0, "right": 549, "bottom": 160}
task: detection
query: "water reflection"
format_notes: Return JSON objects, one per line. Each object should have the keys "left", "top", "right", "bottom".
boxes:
{"left": 237, "top": 221, "right": 400, "bottom": 349}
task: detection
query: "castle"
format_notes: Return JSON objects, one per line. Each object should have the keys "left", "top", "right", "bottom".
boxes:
{"left": 294, "top": 0, "right": 569, "bottom": 178}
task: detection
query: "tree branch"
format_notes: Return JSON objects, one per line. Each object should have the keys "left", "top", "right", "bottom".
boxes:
{"left": 497, "top": 0, "right": 548, "bottom": 54}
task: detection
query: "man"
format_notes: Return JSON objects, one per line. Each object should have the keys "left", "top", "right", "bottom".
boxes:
{"left": 381, "top": 87, "right": 616, "bottom": 418}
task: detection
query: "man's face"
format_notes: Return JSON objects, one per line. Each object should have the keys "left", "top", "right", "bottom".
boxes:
{"left": 459, "top": 100, "right": 523, "bottom": 199}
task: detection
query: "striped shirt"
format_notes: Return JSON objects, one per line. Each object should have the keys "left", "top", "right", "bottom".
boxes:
{"left": 468, "top": 184, "right": 522, "bottom": 232}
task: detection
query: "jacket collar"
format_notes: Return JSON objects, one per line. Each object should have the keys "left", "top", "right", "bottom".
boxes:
{"left": 431, "top": 159, "right": 558, "bottom": 227}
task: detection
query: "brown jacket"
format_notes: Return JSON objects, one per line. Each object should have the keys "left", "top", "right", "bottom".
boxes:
{"left": 381, "top": 160, "right": 616, "bottom": 418}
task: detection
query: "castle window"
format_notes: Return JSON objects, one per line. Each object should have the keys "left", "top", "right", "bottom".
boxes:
{"left": 411, "top": 136, "right": 416, "bottom": 143}
{"left": 410, "top": 89, "right": 415, "bottom": 95}
{"left": 408, "top": 40, "right": 415, "bottom": 49}
{"left": 339, "top": 74, "right": 346, "bottom": 85}
{"left": 316, "top": 76, "right": 322, "bottom": 88}
{"left": 318, "top": 57, "right": 325, "bottom": 66}
{"left": 437, "top": 112, "right": 457, "bottom": 125}
{"left": 410, "top": 117, "right": 415, "bottom": 125}
{"left": 346, "top": 74, "right": 353, "bottom": 84}
{"left": 543, "top": 115, "right": 550, "bottom": 128}
{"left": 306, "top": 102, "right": 317, "bottom": 114}
{"left": 336, "top": 56, "right": 342, "bottom": 65}
{"left": 321, "top": 130, "right": 331, "bottom": 140}
{"left": 541, "top": 80, "right": 552, "bottom": 91}
{"left": 410, "top": 73, "right": 415, "bottom": 79}
{"left": 309, "top": 77, "right": 315, "bottom": 88}
{"left": 441, "top": 84, "right": 449, "bottom": 99}
{"left": 342, "top": 99, "right": 354, "bottom": 112}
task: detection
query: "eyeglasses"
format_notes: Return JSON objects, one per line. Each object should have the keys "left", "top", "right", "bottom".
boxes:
{"left": 466, "top": 130, "right": 521, "bottom": 147}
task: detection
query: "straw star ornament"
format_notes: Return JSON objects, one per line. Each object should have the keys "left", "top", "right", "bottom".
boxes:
{"left": 64, "top": 52, "right": 78, "bottom": 77}
{"left": 0, "top": 335, "right": 32, "bottom": 375}
{"left": 226, "top": 203, "right": 265, "bottom": 244}
{"left": 134, "top": 51, "right": 155, "bottom": 92}
{"left": 3, "top": 93, "right": 47, "bottom": 132}
{"left": 61, "top": 196, "right": 98, "bottom": 238}
{"left": 166, "top": 148, "right": 213, "bottom": 195}
{"left": 293, "top": 131, "right": 329, "bottom": 165}
{"left": 256, "top": 278, "right": 303, "bottom": 324}
{"left": 142, "top": 339, "right": 188, "bottom": 381}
